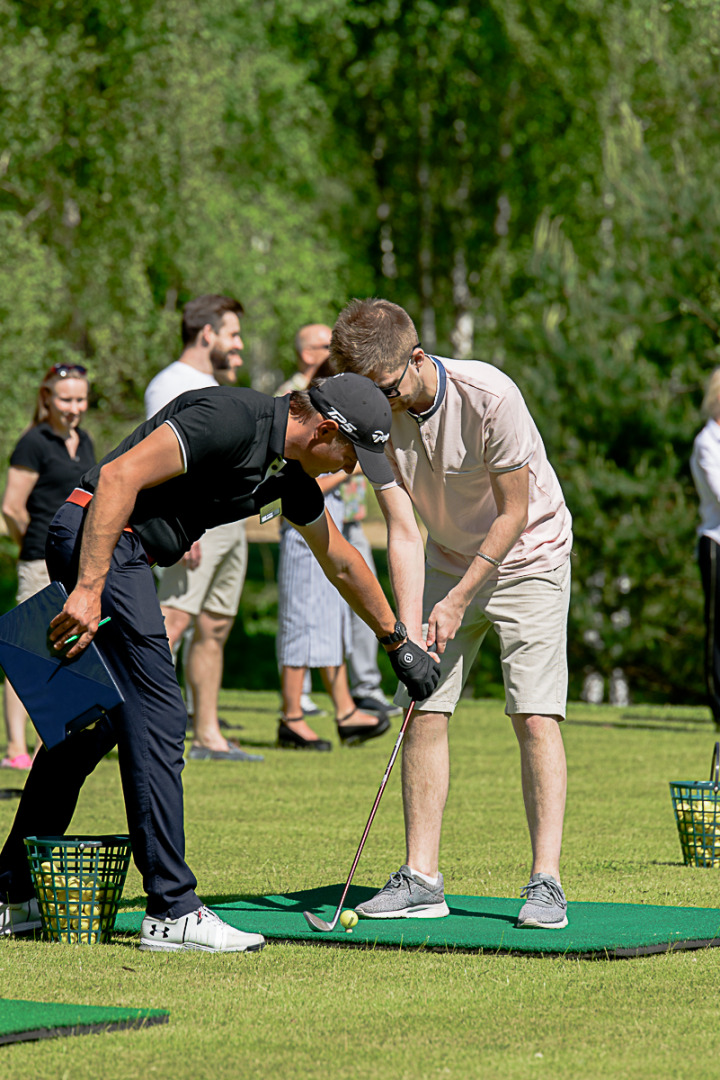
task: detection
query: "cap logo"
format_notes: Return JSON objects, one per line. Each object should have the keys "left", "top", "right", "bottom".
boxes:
{"left": 371, "top": 430, "right": 389, "bottom": 444}
{"left": 324, "top": 406, "right": 357, "bottom": 436}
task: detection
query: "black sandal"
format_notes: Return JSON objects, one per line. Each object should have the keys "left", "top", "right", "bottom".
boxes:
{"left": 277, "top": 718, "right": 332, "bottom": 752}
{"left": 336, "top": 708, "right": 391, "bottom": 746}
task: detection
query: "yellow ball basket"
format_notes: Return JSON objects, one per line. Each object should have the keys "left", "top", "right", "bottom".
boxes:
{"left": 670, "top": 743, "right": 720, "bottom": 868}
{"left": 25, "top": 834, "right": 131, "bottom": 943}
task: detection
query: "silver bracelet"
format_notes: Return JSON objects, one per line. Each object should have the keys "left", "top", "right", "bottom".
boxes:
{"left": 477, "top": 551, "right": 501, "bottom": 568}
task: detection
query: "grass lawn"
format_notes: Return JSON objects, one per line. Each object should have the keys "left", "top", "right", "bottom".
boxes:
{"left": 2, "top": 692, "right": 720, "bottom": 1079}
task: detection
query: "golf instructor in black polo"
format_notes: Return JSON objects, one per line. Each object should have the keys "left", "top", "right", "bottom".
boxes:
{"left": 0, "top": 374, "right": 440, "bottom": 952}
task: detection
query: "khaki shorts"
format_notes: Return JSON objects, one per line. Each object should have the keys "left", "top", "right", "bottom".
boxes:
{"left": 157, "top": 521, "right": 247, "bottom": 618}
{"left": 395, "top": 557, "right": 571, "bottom": 719}
{"left": 16, "top": 559, "right": 51, "bottom": 604}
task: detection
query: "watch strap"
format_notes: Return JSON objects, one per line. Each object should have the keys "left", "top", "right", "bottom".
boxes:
{"left": 379, "top": 620, "right": 407, "bottom": 646}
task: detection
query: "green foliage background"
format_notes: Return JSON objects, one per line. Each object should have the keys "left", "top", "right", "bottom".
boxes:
{"left": 2, "top": 0, "right": 719, "bottom": 705}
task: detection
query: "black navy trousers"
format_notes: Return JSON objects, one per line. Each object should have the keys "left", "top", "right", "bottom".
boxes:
{"left": 0, "top": 501, "right": 201, "bottom": 918}
{"left": 699, "top": 534, "right": 720, "bottom": 729}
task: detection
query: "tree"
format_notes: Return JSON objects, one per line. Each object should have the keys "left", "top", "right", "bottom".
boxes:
{"left": 0, "top": 0, "right": 364, "bottom": 465}
{"left": 472, "top": 0, "right": 720, "bottom": 702}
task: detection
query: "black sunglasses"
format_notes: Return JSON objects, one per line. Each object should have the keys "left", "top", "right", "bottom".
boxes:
{"left": 45, "top": 363, "right": 88, "bottom": 379}
{"left": 377, "top": 344, "right": 421, "bottom": 399}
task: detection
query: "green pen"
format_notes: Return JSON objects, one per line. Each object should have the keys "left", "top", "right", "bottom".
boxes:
{"left": 64, "top": 616, "right": 112, "bottom": 646}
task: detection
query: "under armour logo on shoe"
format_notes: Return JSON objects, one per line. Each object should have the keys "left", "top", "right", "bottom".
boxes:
{"left": 149, "top": 923, "right": 169, "bottom": 938}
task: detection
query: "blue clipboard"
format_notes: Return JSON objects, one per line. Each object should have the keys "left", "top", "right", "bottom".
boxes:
{"left": 0, "top": 581, "right": 124, "bottom": 749}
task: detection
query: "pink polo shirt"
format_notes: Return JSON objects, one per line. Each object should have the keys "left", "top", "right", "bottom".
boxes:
{"left": 382, "top": 357, "right": 573, "bottom": 580}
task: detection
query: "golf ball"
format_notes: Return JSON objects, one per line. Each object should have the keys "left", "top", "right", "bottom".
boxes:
{"left": 340, "top": 909, "right": 358, "bottom": 929}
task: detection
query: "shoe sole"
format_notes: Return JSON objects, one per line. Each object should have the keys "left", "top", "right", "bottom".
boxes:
{"left": 356, "top": 901, "right": 450, "bottom": 919}
{"left": 277, "top": 739, "right": 331, "bottom": 752}
{"left": 516, "top": 915, "right": 568, "bottom": 929}
{"left": 139, "top": 939, "right": 266, "bottom": 953}
{"left": 1, "top": 921, "right": 43, "bottom": 936}
{"left": 189, "top": 754, "right": 264, "bottom": 762}
{"left": 338, "top": 728, "right": 389, "bottom": 747}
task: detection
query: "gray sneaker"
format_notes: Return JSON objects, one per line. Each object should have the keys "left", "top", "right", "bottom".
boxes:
{"left": 517, "top": 873, "right": 568, "bottom": 929}
{"left": 355, "top": 865, "right": 450, "bottom": 919}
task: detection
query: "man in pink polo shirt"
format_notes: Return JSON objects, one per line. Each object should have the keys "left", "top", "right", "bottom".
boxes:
{"left": 331, "top": 298, "right": 573, "bottom": 929}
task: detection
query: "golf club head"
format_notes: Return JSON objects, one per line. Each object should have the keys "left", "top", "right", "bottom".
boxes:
{"left": 303, "top": 910, "right": 339, "bottom": 933}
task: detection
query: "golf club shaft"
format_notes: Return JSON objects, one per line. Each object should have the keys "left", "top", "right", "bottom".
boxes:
{"left": 328, "top": 700, "right": 416, "bottom": 927}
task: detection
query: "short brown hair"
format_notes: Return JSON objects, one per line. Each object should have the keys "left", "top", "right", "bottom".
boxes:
{"left": 331, "top": 298, "right": 418, "bottom": 378}
{"left": 181, "top": 295, "right": 244, "bottom": 346}
{"left": 288, "top": 388, "right": 318, "bottom": 423}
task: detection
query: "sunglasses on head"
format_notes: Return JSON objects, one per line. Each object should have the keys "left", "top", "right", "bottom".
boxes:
{"left": 377, "top": 344, "right": 421, "bottom": 399}
{"left": 44, "top": 363, "right": 88, "bottom": 379}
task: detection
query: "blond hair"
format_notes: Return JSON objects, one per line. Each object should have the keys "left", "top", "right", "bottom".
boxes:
{"left": 702, "top": 369, "right": 720, "bottom": 420}
{"left": 33, "top": 365, "right": 89, "bottom": 426}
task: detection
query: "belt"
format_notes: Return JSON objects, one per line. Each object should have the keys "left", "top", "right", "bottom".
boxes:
{"left": 65, "top": 488, "right": 154, "bottom": 562}
{"left": 67, "top": 488, "right": 93, "bottom": 509}
{"left": 67, "top": 489, "right": 133, "bottom": 533}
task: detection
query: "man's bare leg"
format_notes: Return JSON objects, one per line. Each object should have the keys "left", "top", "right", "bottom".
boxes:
{"left": 402, "top": 711, "right": 450, "bottom": 878}
{"left": 161, "top": 605, "right": 193, "bottom": 656}
{"left": 511, "top": 713, "right": 566, "bottom": 881}
{"left": 186, "top": 610, "right": 233, "bottom": 751}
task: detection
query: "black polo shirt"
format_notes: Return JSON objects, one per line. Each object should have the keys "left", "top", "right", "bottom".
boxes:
{"left": 10, "top": 424, "right": 96, "bottom": 561}
{"left": 80, "top": 387, "right": 325, "bottom": 566}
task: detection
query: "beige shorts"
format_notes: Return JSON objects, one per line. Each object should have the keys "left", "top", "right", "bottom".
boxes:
{"left": 395, "top": 557, "right": 571, "bottom": 719}
{"left": 157, "top": 521, "right": 247, "bottom": 618}
{"left": 16, "top": 559, "right": 51, "bottom": 604}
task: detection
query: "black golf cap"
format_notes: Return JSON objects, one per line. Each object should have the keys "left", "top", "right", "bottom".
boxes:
{"left": 308, "top": 373, "right": 395, "bottom": 486}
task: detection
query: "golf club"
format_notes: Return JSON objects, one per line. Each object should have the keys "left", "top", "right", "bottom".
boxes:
{"left": 303, "top": 699, "right": 416, "bottom": 932}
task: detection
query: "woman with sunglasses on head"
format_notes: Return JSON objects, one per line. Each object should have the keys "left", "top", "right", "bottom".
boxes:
{"left": 1, "top": 363, "right": 95, "bottom": 770}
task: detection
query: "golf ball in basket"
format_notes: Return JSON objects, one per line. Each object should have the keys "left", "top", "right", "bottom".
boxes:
{"left": 340, "top": 910, "right": 358, "bottom": 929}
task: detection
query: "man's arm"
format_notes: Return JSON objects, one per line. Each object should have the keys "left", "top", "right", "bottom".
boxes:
{"left": 426, "top": 464, "right": 529, "bottom": 654}
{"left": 375, "top": 483, "right": 426, "bottom": 645}
{"left": 49, "top": 423, "right": 186, "bottom": 655}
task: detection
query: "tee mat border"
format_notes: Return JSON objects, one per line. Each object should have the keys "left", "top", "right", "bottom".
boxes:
{"left": 115, "top": 886, "right": 720, "bottom": 960}
{"left": 0, "top": 999, "right": 169, "bottom": 1046}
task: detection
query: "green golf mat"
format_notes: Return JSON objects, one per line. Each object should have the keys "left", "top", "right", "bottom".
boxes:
{"left": 114, "top": 886, "right": 720, "bottom": 958}
{"left": 0, "top": 999, "right": 168, "bottom": 1046}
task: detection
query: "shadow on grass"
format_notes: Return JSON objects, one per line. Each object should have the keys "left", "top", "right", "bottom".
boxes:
{"left": 117, "top": 888, "right": 518, "bottom": 928}
{"left": 570, "top": 718, "right": 713, "bottom": 734}
{"left": 217, "top": 702, "right": 279, "bottom": 715}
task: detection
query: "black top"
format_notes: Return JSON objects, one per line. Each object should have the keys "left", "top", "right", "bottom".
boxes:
{"left": 80, "top": 387, "right": 325, "bottom": 566}
{"left": 10, "top": 424, "right": 96, "bottom": 561}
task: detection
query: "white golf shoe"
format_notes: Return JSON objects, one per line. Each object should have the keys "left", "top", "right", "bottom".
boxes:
{"left": 0, "top": 897, "right": 42, "bottom": 936}
{"left": 139, "top": 905, "right": 265, "bottom": 953}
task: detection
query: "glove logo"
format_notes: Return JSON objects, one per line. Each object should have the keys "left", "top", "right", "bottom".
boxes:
{"left": 403, "top": 652, "right": 413, "bottom": 664}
